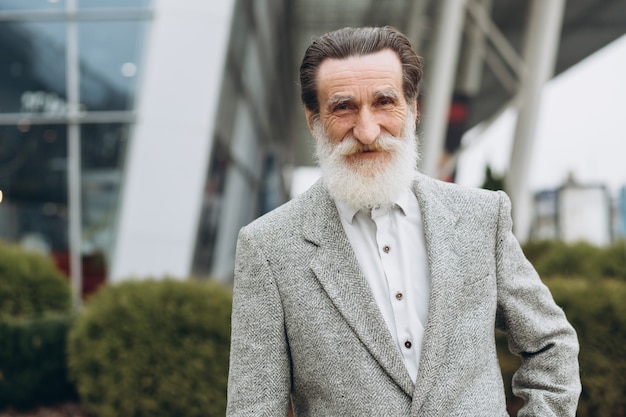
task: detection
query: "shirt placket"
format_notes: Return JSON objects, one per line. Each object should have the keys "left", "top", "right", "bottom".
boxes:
{"left": 372, "top": 209, "right": 413, "bottom": 361}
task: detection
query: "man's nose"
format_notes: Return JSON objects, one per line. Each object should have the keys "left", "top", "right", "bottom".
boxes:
{"left": 353, "top": 109, "right": 380, "bottom": 145}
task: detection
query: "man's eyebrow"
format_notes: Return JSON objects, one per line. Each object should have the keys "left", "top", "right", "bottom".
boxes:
{"left": 325, "top": 95, "right": 354, "bottom": 108}
{"left": 374, "top": 89, "right": 400, "bottom": 100}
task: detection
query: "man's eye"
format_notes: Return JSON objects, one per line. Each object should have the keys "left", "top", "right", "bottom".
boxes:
{"left": 378, "top": 98, "right": 394, "bottom": 106}
{"left": 334, "top": 103, "right": 350, "bottom": 111}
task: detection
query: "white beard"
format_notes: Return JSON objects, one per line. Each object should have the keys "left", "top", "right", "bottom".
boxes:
{"left": 313, "top": 110, "right": 419, "bottom": 211}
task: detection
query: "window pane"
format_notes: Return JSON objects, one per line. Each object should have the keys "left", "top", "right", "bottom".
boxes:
{"left": 80, "top": 123, "right": 129, "bottom": 267}
{"left": 78, "top": 0, "right": 151, "bottom": 9}
{"left": 0, "top": 21, "right": 66, "bottom": 114}
{"left": 0, "top": 0, "right": 65, "bottom": 11}
{"left": 0, "top": 123, "right": 129, "bottom": 290}
{"left": 79, "top": 20, "right": 148, "bottom": 111}
{"left": 0, "top": 124, "right": 68, "bottom": 253}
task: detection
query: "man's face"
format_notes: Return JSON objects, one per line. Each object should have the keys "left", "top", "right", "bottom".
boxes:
{"left": 307, "top": 49, "right": 419, "bottom": 210}
{"left": 306, "top": 49, "right": 416, "bottom": 174}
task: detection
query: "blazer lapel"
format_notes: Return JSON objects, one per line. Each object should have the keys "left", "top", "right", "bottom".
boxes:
{"left": 410, "top": 175, "right": 461, "bottom": 414}
{"left": 302, "top": 181, "right": 415, "bottom": 397}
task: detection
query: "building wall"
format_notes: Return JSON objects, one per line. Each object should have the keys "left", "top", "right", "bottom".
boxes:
{"left": 531, "top": 182, "right": 614, "bottom": 246}
{"left": 558, "top": 186, "right": 612, "bottom": 246}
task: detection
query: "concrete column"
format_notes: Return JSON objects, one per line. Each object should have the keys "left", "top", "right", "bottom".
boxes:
{"left": 506, "top": 0, "right": 566, "bottom": 242}
{"left": 110, "top": 0, "right": 236, "bottom": 281}
{"left": 419, "top": 0, "right": 467, "bottom": 178}
{"left": 458, "top": 0, "right": 492, "bottom": 96}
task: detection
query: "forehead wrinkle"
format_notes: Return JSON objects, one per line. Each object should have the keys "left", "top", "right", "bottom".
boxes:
{"left": 318, "top": 59, "right": 399, "bottom": 78}
{"left": 318, "top": 66, "right": 401, "bottom": 91}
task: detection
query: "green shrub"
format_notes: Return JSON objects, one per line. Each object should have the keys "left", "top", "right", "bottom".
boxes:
{"left": 498, "top": 277, "right": 626, "bottom": 417}
{"left": 522, "top": 240, "right": 626, "bottom": 281}
{"left": 0, "top": 314, "right": 77, "bottom": 409}
{"left": 549, "top": 278, "right": 626, "bottom": 417}
{"left": 68, "top": 278, "right": 232, "bottom": 417}
{"left": 532, "top": 241, "right": 603, "bottom": 279}
{"left": 521, "top": 240, "right": 559, "bottom": 266}
{"left": 593, "top": 240, "right": 626, "bottom": 280}
{"left": 0, "top": 241, "right": 71, "bottom": 318}
{"left": 0, "top": 241, "right": 75, "bottom": 410}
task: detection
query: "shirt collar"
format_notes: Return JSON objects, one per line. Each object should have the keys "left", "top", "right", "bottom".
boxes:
{"left": 335, "top": 187, "right": 415, "bottom": 225}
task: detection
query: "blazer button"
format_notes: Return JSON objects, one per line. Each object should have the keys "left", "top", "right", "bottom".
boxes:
{"left": 404, "top": 341, "right": 412, "bottom": 349}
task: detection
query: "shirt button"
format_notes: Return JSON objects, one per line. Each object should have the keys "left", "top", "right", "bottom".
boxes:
{"left": 404, "top": 341, "right": 412, "bottom": 349}
{"left": 395, "top": 292, "right": 403, "bottom": 300}
{"left": 383, "top": 245, "right": 390, "bottom": 253}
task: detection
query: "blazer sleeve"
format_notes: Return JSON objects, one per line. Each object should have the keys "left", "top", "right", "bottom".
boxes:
{"left": 226, "top": 227, "right": 291, "bottom": 417}
{"left": 494, "top": 191, "right": 581, "bottom": 416}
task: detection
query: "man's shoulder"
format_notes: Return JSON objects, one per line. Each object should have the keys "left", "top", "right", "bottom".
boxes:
{"left": 415, "top": 174, "right": 502, "bottom": 201}
{"left": 414, "top": 173, "right": 506, "bottom": 211}
{"left": 242, "top": 179, "right": 328, "bottom": 237}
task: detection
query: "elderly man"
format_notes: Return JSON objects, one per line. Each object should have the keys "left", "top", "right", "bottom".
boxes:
{"left": 227, "top": 26, "right": 580, "bottom": 416}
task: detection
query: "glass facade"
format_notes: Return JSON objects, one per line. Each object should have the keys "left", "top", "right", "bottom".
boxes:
{"left": 191, "top": 0, "right": 294, "bottom": 279}
{"left": 1, "top": 0, "right": 294, "bottom": 287}
{"left": 0, "top": 124, "right": 68, "bottom": 251}
{"left": 0, "top": 1, "right": 151, "bottom": 295}
{"left": 0, "top": 0, "right": 65, "bottom": 11}
{"left": 78, "top": 20, "right": 147, "bottom": 112}
{"left": 0, "top": 21, "right": 66, "bottom": 113}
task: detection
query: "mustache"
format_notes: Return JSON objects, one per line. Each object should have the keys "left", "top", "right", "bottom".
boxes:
{"left": 335, "top": 134, "right": 399, "bottom": 156}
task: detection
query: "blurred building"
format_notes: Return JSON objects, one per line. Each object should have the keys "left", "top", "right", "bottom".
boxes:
{"left": 0, "top": 0, "right": 292, "bottom": 291}
{"left": 1, "top": 0, "right": 625, "bottom": 298}
{"left": 530, "top": 179, "right": 613, "bottom": 246}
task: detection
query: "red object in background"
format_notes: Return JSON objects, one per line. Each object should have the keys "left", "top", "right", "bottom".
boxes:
{"left": 52, "top": 252, "right": 106, "bottom": 299}
{"left": 442, "top": 92, "right": 471, "bottom": 183}
{"left": 448, "top": 100, "right": 469, "bottom": 123}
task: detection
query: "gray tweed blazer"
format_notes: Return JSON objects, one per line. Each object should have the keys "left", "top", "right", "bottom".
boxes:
{"left": 227, "top": 173, "right": 580, "bottom": 416}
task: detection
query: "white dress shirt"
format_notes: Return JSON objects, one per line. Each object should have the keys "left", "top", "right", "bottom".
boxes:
{"left": 336, "top": 188, "right": 430, "bottom": 383}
